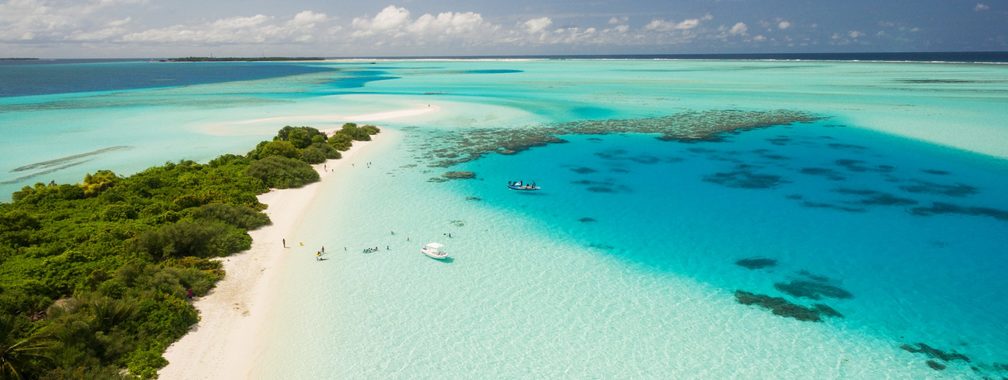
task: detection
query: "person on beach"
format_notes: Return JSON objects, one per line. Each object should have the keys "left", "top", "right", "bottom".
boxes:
{"left": 322, "top": 246, "right": 325, "bottom": 254}
{"left": 316, "top": 251, "right": 321, "bottom": 261}
{"left": 282, "top": 238, "right": 286, "bottom": 248}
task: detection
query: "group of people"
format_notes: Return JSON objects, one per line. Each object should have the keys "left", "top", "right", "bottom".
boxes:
{"left": 363, "top": 246, "right": 388, "bottom": 253}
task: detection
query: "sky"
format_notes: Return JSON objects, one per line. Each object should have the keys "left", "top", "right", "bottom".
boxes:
{"left": 1, "top": 0, "right": 1006, "bottom": 58}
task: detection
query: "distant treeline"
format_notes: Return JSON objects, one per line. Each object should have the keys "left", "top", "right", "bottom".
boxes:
{"left": 165, "top": 57, "right": 326, "bottom": 62}
{"left": 0, "top": 123, "right": 377, "bottom": 379}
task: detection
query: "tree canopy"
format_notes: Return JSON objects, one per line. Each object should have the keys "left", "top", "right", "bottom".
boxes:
{"left": 0, "top": 124, "right": 378, "bottom": 378}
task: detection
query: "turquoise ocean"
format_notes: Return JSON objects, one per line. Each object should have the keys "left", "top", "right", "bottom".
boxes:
{"left": 2, "top": 58, "right": 1007, "bottom": 378}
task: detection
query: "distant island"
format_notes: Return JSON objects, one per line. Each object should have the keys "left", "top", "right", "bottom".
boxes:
{"left": 164, "top": 57, "right": 326, "bottom": 62}
{"left": 0, "top": 58, "right": 40, "bottom": 61}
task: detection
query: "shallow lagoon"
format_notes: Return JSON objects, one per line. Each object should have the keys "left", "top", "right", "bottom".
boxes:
{"left": 2, "top": 59, "right": 1007, "bottom": 377}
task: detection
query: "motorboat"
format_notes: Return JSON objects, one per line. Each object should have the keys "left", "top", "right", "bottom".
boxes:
{"left": 421, "top": 242, "right": 449, "bottom": 260}
{"left": 506, "top": 181, "right": 541, "bottom": 191}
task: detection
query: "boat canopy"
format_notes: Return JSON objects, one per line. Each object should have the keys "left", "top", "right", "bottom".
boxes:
{"left": 424, "top": 242, "right": 444, "bottom": 250}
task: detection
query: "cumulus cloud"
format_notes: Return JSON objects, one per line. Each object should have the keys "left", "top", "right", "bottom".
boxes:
{"left": 0, "top": 0, "right": 144, "bottom": 42}
{"left": 777, "top": 20, "right": 791, "bottom": 30}
{"left": 753, "top": 35, "right": 767, "bottom": 42}
{"left": 351, "top": 5, "right": 492, "bottom": 40}
{"left": 847, "top": 30, "right": 863, "bottom": 39}
{"left": 122, "top": 11, "right": 329, "bottom": 44}
{"left": 524, "top": 17, "right": 552, "bottom": 34}
{"left": 352, "top": 5, "right": 410, "bottom": 35}
{"left": 974, "top": 3, "right": 990, "bottom": 11}
{"left": 645, "top": 15, "right": 709, "bottom": 32}
{"left": 729, "top": 22, "right": 748, "bottom": 35}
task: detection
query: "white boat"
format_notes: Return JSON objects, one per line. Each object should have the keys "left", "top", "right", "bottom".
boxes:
{"left": 421, "top": 242, "right": 449, "bottom": 260}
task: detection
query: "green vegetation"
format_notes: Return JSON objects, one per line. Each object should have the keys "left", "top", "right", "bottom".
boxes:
{"left": 0, "top": 124, "right": 377, "bottom": 378}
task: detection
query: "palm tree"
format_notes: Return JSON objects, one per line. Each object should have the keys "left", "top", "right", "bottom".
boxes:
{"left": 0, "top": 317, "right": 55, "bottom": 380}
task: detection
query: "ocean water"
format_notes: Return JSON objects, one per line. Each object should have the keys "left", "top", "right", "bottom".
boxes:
{"left": 1, "top": 59, "right": 1006, "bottom": 377}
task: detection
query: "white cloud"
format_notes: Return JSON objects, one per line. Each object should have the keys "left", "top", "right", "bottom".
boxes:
{"left": 753, "top": 35, "right": 767, "bottom": 42}
{"left": 645, "top": 17, "right": 702, "bottom": 32}
{"left": 975, "top": 3, "right": 990, "bottom": 11}
{"left": 122, "top": 11, "right": 329, "bottom": 44}
{"left": 408, "top": 12, "right": 487, "bottom": 36}
{"left": 351, "top": 5, "right": 410, "bottom": 36}
{"left": 524, "top": 17, "right": 552, "bottom": 34}
{"left": 777, "top": 20, "right": 791, "bottom": 30}
{"left": 0, "top": 0, "right": 144, "bottom": 42}
{"left": 608, "top": 16, "right": 628, "bottom": 25}
{"left": 848, "top": 30, "right": 863, "bottom": 39}
{"left": 729, "top": 22, "right": 748, "bottom": 35}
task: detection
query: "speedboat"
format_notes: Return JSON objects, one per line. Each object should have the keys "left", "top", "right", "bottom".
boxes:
{"left": 421, "top": 242, "right": 449, "bottom": 260}
{"left": 506, "top": 181, "right": 541, "bottom": 191}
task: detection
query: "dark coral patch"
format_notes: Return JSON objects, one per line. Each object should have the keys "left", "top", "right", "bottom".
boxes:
{"left": 910, "top": 202, "right": 1008, "bottom": 221}
{"left": 586, "top": 186, "right": 616, "bottom": 193}
{"left": 442, "top": 171, "right": 476, "bottom": 179}
{"left": 774, "top": 280, "right": 853, "bottom": 300}
{"left": 798, "top": 270, "right": 832, "bottom": 283}
{"left": 767, "top": 136, "right": 791, "bottom": 146}
{"left": 835, "top": 159, "right": 870, "bottom": 172}
{"left": 827, "top": 143, "right": 867, "bottom": 151}
{"left": 813, "top": 304, "right": 843, "bottom": 318}
{"left": 922, "top": 169, "right": 950, "bottom": 176}
{"left": 801, "top": 201, "right": 866, "bottom": 213}
{"left": 595, "top": 149, "right": 627, "bottom": 158}
{"left": 800, "top": 167, "right": 846, "bottom": 181}
{"left": 901, "top": 343, "right": 971, "bottom": 363}
{"left": 589, "top": 243, "right": 615, "bottom": 250}
{"left": 899, "top": 180, "right": 978, "bottom": 197}
{"left": 735, "top": 257, "right": 778, "bottom": 270}
{"left": 926, "top": 360, "right": 946, "bottom": 371}
{"left": 578, "top": 217, "right": 597, "bottom": 223}
{"left": 570, "top": 166, "right": 597, "bottom": 174}
{"left": 571, "top": 179, "right": 632, "bottom": 194}
{"left": 704, "top": 166, "right": 787, "bottom": 189}
{"left": 734, "top": 290, "right": 839, "bottom": 322}
{"left": 833, "top": 188, "right": 918, "bottom": 206}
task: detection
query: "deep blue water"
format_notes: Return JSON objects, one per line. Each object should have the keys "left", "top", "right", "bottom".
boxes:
{"left": 0, "top": 60, "right": 336, "bottom": 97}
{"left": 455, "top": 121, "right": 1008, "bottom": 368}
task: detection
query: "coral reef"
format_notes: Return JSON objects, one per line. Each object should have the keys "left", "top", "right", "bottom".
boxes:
{"left": 414, "top": 109, "right": 819, "bottom": 167}
{"left": 734, "top": 290, "right": 841, "bottom": 322}
{"left": 735, "top": 257, "right": 778, "bottom": 270}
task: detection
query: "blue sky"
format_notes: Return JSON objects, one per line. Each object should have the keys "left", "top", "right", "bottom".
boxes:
{"left": 1, "top": 0, "right": 1005, "bottom": 58}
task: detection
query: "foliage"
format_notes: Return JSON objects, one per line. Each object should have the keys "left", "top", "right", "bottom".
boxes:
{"left": 336, "top": 123, "right": 379, "bottom": 142}
{"left": 245, "top": 156, "right": 319, "bottom": 189}
{"left": 0, "top": 125, "right": 378, "bottom": 378}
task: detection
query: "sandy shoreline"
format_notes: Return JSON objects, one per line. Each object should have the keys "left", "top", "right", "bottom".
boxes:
{"left": 159, "top": 129, "right": 397, "bottom": 379}
{"left": 200, "top": 104, "right": 439, "bottom": 137}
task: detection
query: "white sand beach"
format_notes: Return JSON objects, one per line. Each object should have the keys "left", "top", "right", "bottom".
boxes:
{"left": 159, "top": 129, "right": 399, "bottom": 379}
{"left": 199, "top": 104, "right": 440, "bottom": 137}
